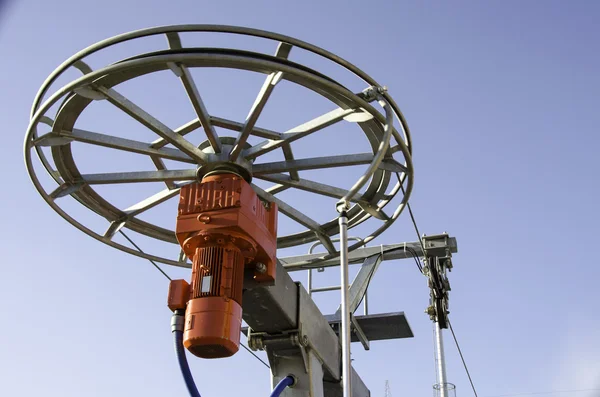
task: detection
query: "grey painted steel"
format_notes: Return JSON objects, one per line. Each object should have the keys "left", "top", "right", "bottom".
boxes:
{"left": 298, "top": 287, "right": 341, "bottom": 380}
{"left": 242, "top": 260, "right": 299, "bottom": 333}
{"left": 123, "top": 188, "right": 181, "bottom": 217}
{"left": 280, "top": 236, "right": 458, "bottom": 270}
{"left": 243, "top": 260, "right": 368, "bottom": 395}
{"left": 338, "top": 214, "right": 352, "bottom": 397}
{"left": 97, "top": 86, "right": 209, "bottom": 164}
{"left": 34, "top": 128, "right": 195, "bottom": 163}
{"left": 350, "top": 315, "right": 370, "bottom": 350}
{"left": 164, "top": 32, "right": 221, "bottom": 154}
{"left": 177, "top": 65, "right": 222, "bottom": 154}
{"left": 230, "top": 42, "right": 291, "bottom": 162}
{"left": 253, "top": 153, "right": 383, "bottom": 174}
{"left": 338, "top": 97, "right": 394, "bottom": 210}
{"left": 326, "top": 312, "right": 413, "bottom": 342}
{"left": 24, "top": 25, "right": 414, "bottom": 267}
{"left": 244, "top": 108, "right": 357, "bottom": 160}
{"left": 271, "top": 350, "right": 325, "bottom": 397}
{"left": 333, "top": 255, "right": 382, "bottom": 318}
{"left": 323, "top": 367, "right": 370, "bottom": 397}
{"left": 434, "top": 322, "right": 449, "bottom": 397}
{"left": 78, "top": 170, "right": 197, "bottom": 184}
{"left": 211, "top": 116, "right": 282, "bottom": 140}
{"left": 255, "top": 173, "right": 364, "bottom": 202}
{"left": 243, "top": 311, "right": 413, "bottom": 343}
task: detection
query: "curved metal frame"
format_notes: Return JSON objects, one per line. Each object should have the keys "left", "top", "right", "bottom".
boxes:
{"left": 24, "top": 25, "right": 414, "bottom": 268}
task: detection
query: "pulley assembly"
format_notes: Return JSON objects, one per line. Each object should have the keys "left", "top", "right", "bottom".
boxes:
{"left": 24, "top": 25, "right": 422, "bottom": 397}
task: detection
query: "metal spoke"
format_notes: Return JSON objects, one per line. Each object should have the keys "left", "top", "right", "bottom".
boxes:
{"left": 165, "top": 32, "right": 182, "bottom": 49}
{"left": 104, "top": 220, "right": 126, "bottom": 240}
{"left": 80, "top": 169, "right": 196, "bottom": 184}
{"left": 229, "top": 73, "right": 279, "bottom": 160}
{"left": 265, "top": 184, "right": 289, "bottom": 195}
{"left": 168, "top": 56, "right": 222, "bottom": 153}
{"left": 150, "top": 157, "right": 176, "bottom": 189}
{"left": 148, "top": 115, "right": 281, "bottom": 150}
{"left": 35, "top": 128, "right": 195, "bottom": 164}
{"left": 255, "top": 173, "right": 363, "bottom": 202}
{"left": 281, "top": 143, "right": 299, "bottom": 180}
{"left": 253, "top": 153, "right": 374, "bottom": 174}
{"left": 229, "top": 43, "right": 292, "bottom": 161}
{"left": 211, "top": 116, "right": 281, "bottom": 140}
{"left": 377, "top": 159, "right": 408, "bottom": 173}
{"left": 150, "top": 119, "right": 201, "bottom": 149}
{"left": 49, "top": 182, "right": 84, "bottom": 199}
{"left": 103, "top": 187, "right": 181, "bottom": 240}
{"left": 252, "top": 183, "right": 336, "bottom": 254}
{"left": 244, "top": 107, "right": 356, "bottom": 160}
{"left": 252, "top": 184, "right": 320, "bottom": 230}
{"left": 358, "top": 202, "right": 389, "bottom": 221}
{"left": 123, "top": 187, "right": 181, "bottom": 217}
{"left": 179, "top": 66, "right": 221, "bottom": 152}
{"left": 96, "top": 86, "right": 208, "bottom": 164}
{"left": 253, "top": 153, "right": 403, "bottom": 175}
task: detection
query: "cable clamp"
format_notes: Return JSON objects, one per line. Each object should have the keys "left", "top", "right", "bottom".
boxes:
{"left": 171, "top": 312, "right": 185, "bottom": 333}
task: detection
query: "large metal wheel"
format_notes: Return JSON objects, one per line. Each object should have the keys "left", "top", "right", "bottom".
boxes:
{"left": 24, "top": 25, "right": 414, "bottom": 268}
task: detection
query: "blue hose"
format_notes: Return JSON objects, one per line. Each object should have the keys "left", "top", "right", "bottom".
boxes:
{"left": 172, "top": 310, "right": 292, "bottom": 397}
{"left": 270, "top": 376, "right": 295, "bottom": 397}
{"left": 173, "top": 311, "right": 201, "bottom": 397}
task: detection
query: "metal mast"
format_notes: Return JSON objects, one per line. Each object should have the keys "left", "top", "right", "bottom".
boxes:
{"left": 434, "top": 321, "right": 449, "bottom": 397}
{"left": 384, "top": 380, "right": 391, "bottom": 397}
{"left": 423, "top": 237, "right": 457, "bottom": 397}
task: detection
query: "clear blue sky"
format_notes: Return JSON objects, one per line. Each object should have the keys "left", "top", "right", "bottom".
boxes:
{"left": 1, "top": 1, "right": 599, "bottom": 396}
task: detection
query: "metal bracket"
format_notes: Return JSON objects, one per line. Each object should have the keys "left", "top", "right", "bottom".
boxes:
{"left": 279, "top": 235, "right": 457, "bottom": 271}
{"left": 360, "top": 86, "right": 388, "bottom": 102}
{"left": 421, "top": 234, "right": 455, "bottom": 329}
{"left": 422, "top": 233, "right": 456, "bottom": 260}
{"left": 350, "top": 314, "right": 369, "bottom": 351}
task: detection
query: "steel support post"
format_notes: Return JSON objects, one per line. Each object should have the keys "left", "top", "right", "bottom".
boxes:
{"left": 339, "top": 211, "right": 352, "bottom": 397}
{"left": 434, "top": 321, "right": 448, "bottom": 397}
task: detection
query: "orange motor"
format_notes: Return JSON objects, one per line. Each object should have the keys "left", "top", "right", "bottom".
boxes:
{"left": 168, "top": 173, "right": 277, "bottom": 359}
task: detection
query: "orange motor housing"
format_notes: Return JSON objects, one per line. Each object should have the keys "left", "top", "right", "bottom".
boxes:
{"left": 170, "top": 173, "right": 277, "bottom": 359}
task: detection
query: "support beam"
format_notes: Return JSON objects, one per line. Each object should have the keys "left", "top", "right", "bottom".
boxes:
{"left": 79, "top": 169, "right": 196, "bottom": 184}
{"left": 334, "top": 255, "right": 382, "bottom": 317}
{"left": 35, "top": 128, "right": 195, "bottom": 163}
{"left": 279, "top": 234, "right": 458, "bottom": 271}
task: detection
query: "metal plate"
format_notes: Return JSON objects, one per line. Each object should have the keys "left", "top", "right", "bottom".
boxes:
{"left": 326, "top": 312, "right": 414, "bottom": 341}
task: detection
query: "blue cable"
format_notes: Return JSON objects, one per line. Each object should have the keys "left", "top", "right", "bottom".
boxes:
{"left": 172, "top": 311, "right": 202, "bottom": 397}
{"left": 270, "top": 376, "right": 295, "bottom": 397}
{"left": 172, "top": 310, "right": 293, "bottom": 397}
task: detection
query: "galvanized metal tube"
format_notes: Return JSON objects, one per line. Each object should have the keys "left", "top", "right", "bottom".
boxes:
{"left": 307, "top": 268, "right": 313, "bottom": 296}
{"left": 434, "top": 321, "right": 449, "bottom": 397}
{"left": 339, "top": 211, "right": 352, "bottom": 397}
